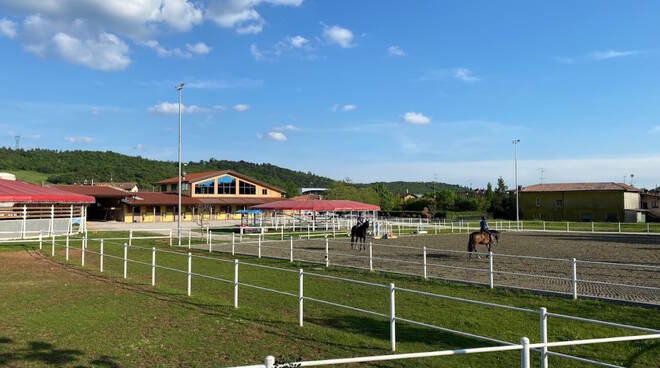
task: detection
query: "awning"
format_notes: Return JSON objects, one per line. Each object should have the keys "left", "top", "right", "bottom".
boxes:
{"left": 251, "top": 200, "right": 380, "bottom": 212}
{"left": 0, "top": 179, "right": 95, "bottom": 204}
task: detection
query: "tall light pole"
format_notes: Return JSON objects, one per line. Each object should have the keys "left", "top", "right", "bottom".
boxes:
{"left": 513, "top": 139, "right": 520, "bottom": 229}
{"left": 176, "top": 83, "right": 184, "bottom": 246}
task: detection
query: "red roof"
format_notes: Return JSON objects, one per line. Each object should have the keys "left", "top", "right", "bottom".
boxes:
{"left": 123, "top": 192, "right": 199, "bottom": 206}
{"left": 251, "top": 200, "right": 380, "bottom": 212}
{"left": 0, "top": 179, "right": 95, "bottom": 204}
{"left": 522, "top": 182, "right": 639, "bottom": 193}
{"left": 55, "top": 184, "right": 130, "bottom": 198}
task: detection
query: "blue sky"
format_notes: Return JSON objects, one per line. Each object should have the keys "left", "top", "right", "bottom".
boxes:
{"left": 1, "top": 1, "right": 659, "bottom": 188}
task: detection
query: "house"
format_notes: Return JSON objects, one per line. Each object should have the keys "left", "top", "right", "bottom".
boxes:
{"left": 54, "top": 184, "right": 130, "bottom": 221}
{"left": 641, "top": 190, "right": 660, "bottom": 221}
{"left": 519, "top": 182, "right": 643, "bottom": 223}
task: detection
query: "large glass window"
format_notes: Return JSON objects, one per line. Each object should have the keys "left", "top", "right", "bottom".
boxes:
{"left": 239, "top": 180, "right": 256, "bottom": 195}
{"left": 160, "top": 184, "right": 167, "bottom": 192}
{"left": 217, "top": 176, "right": 236, "bottom": 194}
{"left": 195, "top": 179, "right": 215, "bottom": 194}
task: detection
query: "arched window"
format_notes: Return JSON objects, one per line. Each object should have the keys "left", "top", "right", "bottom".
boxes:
{"left": 217, "top": 176, "right": 236, "bottom": 194}
{"left": 195, "top": 179, "right": 214, "bottom": 194}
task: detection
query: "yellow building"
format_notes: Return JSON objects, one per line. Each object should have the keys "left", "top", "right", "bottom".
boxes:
{"left": 122, "top": 170, "right": 283, "bottom": 223}
{"left": 519, "top": 183, "right": 643, "bottom": 223}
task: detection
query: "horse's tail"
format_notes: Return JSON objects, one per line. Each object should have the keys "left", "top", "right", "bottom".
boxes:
{"left": 467, "top": 233, "right": 473, "bottom": 252}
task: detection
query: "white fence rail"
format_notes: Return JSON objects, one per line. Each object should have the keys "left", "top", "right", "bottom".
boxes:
{"left": 15, "top": 234, "right": 659, "bottom": 368}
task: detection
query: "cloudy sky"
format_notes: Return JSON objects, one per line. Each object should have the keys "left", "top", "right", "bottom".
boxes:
{"left": 1, "top": 1, "right": 659, "bottom": 188}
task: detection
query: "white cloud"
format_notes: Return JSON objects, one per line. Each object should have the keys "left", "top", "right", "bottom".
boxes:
{"left": 64, "top": 136, "right": 92, "bottom": 143}
{"left": 387, "top": 45, "right": 405, "bottom": 57}
{"left": 590, "top": 49, "right": 643, "bottom": 60}
{"left": 453, "top": 68, "right": 479, "bottom": 82}
{"left": 274, "top": 124, "right": 300, "bottom": 131}
{"left": 148, "top": 102, "right": 205, "bottom": 114}
{"left": 555, "top": 49, "right": 645, "bottom": 64}
{"left": 233, "top": 104, "right": 250, "bottom": 112}
{"left": 289, "top": 35, "right": 308, "bottom": 48}
{"left": 342, "top": 104, "right": 357, "bottom": 112}
{"left": 207, "top": 0, "right": 303, "bottom": 35}
{"left": 141, "top": 40, "right": 190, "bottom": 58}
{"left": 403, "top": 112, "right": 431, "bottom": 125}
{"left": 250, "top": 43, "right": 263, "bottom": 60}
{"left": 134, "top": 143, "right": 144, "bottom": 150}
{"left": 53, "top": 32, "right": 130, "bottom": 71}
{"left": 0, "top": 18, "right": 17, "bottom": 38}
{"left": 267, "top": 131, "right": 287, "bottom": 141}
{"left": 322, "top": 24, "right": 353, "bottom": 48}
{"left": 186, "top": 41, "right": 211, "bottom": 55}
{"left": 419, "top": 68, "right": 480, "bottom": 83}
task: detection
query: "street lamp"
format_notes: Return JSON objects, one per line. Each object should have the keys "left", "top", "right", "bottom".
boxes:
{"left": 513, "top": 139, "right": 520, "bottom": 230}
{"left": 176, "top": 83, "right": 184, "bottom": 246}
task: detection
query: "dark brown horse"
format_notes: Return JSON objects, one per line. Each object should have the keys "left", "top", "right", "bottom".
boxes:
{"left": 467, "top": 230, "right": 499, "bottom": 259}
{"left": 351, "top": 220, "right": 370, "bottom": 251}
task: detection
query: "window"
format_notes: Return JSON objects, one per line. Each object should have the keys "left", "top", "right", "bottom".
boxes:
{"left": 535, "top": 198, "right": 541, "bottom": 207}
{"left": 262, "top": 189, "right": 268, "bottom": 195}
{"left": 239, "top": 180, "right": 256, "bottom": 195}
{"left": 195, "top": 179, "right": 214, "bottom": 195}
{"left": 171, "top": 184, "right": 177, "bottom": 192}
{"left": 182, "top": 183, "right": 189, "bottom": 191}
{"left": 555, "top": 200, "right": 563, "bottom": 208}
{"left": 160, "top": 184, "right": 167, "bottom": 192}
{"left": 653, "top": 200, "right": 658, "bottom": 209}
{"left": 217, "top": 176, "right": 236, "bottom": 194}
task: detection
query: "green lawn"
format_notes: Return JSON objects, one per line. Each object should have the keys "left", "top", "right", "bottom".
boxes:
{"left": 4, "top": 170, "right": 51, "bottom": 184}
{"left": 1, "top": 233, "right": 658, "bottom": 367}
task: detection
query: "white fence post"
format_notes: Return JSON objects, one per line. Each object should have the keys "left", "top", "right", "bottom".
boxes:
{"left": 572, "top": 258, "right": 578, "bottom": 299}
{"left": 232, "top": 232, "right": 235, "bottom": 255}
{"left": 51, "top": 236, "right": 55, "bottom": 257}
{"left": 566, "top": 222, "right": 569, "bottom": 232}
{"left": 258, "top": 235, "right": 262, "bottom": 258}
{"left": 100, "top": 239, "right": 104, "bottom": 272}
{"left": 390, "top": 283, "right": 396, "bottom": 352}
{"left": 169, "top": 229, "right": 172, "bottom": 246}
{"left": 325, "top": 236, "right": 329, "bottom": 267}
{"left": 422, "top": 246, "right": 427, "bottom": 279}
{"left": 281, "top": 226, "right": 284, "bottom": 241}
{"left": 592, "top": 222, "right": 595, "bottom": 233}
{"left": 618, "top": 222, "right": 621, "bottom": 233}
{"left": 208, "top": 231, "right": 212, "bottom": 253}
{"left": 520, "top": 337, "right": 530, "bottom": 368}
{"left": 540, "top": 307, "right": 548, "bottom": 368}
{"left": 123, "top": 243, "right": 128, "bottom": 279}
{"left": 187, "top": 252, "right": 192, "bottom": 296}
{"left": 543, "top": 221, "right": 546, "bottom": 231}
{"left": 65, "top": 234, "right": 69, "bottom": 261}
{"left": 489, "top": 252, "right": 494, "bottom": 289}
{"left": 290, "top": 236, "right": 294, "bottom": 262}
{"left": 39, "top": 231, "right": 42, "bottom": 250}
{"left": 188, "top": 229, "right": 192, "bottom": 249}
{"left": 264, "top": 356, "right": 275, "bottom": 368}
{"left": 129, "top": 229, "right": 133, "bottom": 246}
{"left": 234, "top": 260, "right": 239, "bottom": 309}
{"left": 81, "top": 236, "right": 85, "bottom": 267}
{"left": 151, "top": 247, "right": 156, "bottom": 286}
{"left": 298, "top": 269, "right": 304, "bottom": 327}
{"left": 240, "top": 227, "right": 243, "bottom": 242}
{"left": 369, "top": 242, "right": 373, "bottom": 272}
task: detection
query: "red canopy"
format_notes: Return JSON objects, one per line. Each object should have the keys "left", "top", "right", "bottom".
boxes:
{"left": 251, "top": 199, "right": 380, "bottom": 212}
{"left": 0, "top": 179, "right": 95, "bottom": 204}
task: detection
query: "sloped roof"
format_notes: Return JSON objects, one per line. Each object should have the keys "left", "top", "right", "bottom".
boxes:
{"left": 251, "top": 200, "right": 380, "bottom": 211}
{"left": 55, "top": 184, "right": 130, "bottom": 198}
{"left": 521, "top": 183, "right": 639, "bottom": 193}
{"left": 0, "top": 179, "right": 94, "bottom": 204}
{"left": 156, "top": 170, "right": 283, "bottom": 193}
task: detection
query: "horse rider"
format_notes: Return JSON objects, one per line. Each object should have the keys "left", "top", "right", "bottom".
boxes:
{"left": 480, "top": 216, "right": 492, "bottom": 243}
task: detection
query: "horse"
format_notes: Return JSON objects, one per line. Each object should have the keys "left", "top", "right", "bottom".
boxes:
{"left": 467, "top": 230, "right": 499, "bottom": 260}
{"left": 350, "top": 220, "right": 370, "bottom": 251}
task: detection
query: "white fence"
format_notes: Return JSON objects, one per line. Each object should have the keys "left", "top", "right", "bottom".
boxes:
{"left": 14, "top": 234, "right": 659, "bottom": 368}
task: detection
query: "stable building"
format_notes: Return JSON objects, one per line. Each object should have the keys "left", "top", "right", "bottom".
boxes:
{"left": 123, "top": 170, "right": 284, "bottom": 223}
{"left": 519, "top": 182, "right": 643, "bottom": 223}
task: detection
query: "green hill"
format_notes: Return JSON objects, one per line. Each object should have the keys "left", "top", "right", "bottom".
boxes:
{"left": 0, "top": 148, "right": 463, "bottom": 197}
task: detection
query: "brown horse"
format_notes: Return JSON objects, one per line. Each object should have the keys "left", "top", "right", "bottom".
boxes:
{"left": 467, "top": 230, "right": 499, "bottom": 259}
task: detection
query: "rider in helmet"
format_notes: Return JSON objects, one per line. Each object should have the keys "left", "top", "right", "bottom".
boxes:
{"left": 480, "top": 216, "right": 492, "bottom": 243}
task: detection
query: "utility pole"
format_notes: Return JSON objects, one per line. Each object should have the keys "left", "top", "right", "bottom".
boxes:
{"left": 513, "top": 139, "right": 520, "bottom": 229}
{"left": 176, "top": 83, "right": 184, "bottom": 247}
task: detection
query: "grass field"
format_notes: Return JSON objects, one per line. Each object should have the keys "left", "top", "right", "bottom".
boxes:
{"left": 1, "top": 233, "right": 659, "bottom": 367}
{"left": 5, "top": 170, "right": 50, "bottom": 184}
